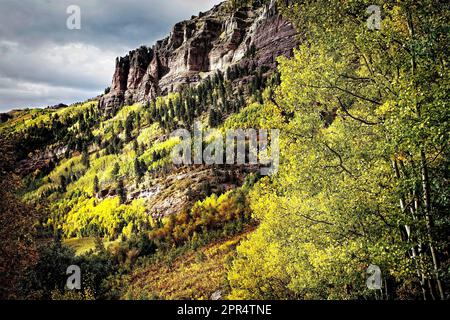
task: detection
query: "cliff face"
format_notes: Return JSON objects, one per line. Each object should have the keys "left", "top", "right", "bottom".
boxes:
{"left": 99, "top": 1, "right": 297, "bottom": 110}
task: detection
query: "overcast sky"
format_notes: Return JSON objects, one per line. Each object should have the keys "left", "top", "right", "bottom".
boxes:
{"left": 0, "top": 0, "right": 222, "bottom": 112}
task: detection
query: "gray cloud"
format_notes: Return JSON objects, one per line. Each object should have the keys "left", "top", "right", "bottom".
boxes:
{"left": 0, "top": 0, "right": 223, "bottom": 112}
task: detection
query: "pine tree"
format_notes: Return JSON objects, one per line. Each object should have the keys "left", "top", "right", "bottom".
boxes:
{"left": 59, "top": 175, "right": 67, "bottom": 192}
{"left": 117, "top": 179, "right": 126, "bottom": 204}
{"left": 81, "top": 149, "right": 90, "bottom": 168}
{"left": 136, "top": 112, "right": 141, "bottom": 130}
{"left": 93, "top": 175, "right": 99, "bottom": 195}
{"left": 112, "top": 162, "right": 120, "bottom": 177}
{"left": 208, "top": 108, "right": 216, "bottom": 127}
{"left": 134, "top": 157, "right": 143, "bottom": 180}
{"left": 125, "top": 112, "right": 134, "bottom": 142}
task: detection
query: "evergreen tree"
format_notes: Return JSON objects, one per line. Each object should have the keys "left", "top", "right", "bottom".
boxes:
{"left": 81, "top": 149, "right": 90, "bottom": 168}
{"left": 93, "top": 175, "right": 99, "bottom": 194}
{"left": 125, "top": 112, "right": 135, "bottom": 142}
{"left": 112, "top": 162, "right": 120, "bottom": 177}
{"left": 117, "top": 179, "right": 126, "bottom": 204}
{"left": 134, "top": 157, "right": 143, "bottom": 180}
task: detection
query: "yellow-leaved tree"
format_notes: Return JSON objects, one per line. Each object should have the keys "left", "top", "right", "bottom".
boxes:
{"left": 229, "top": 0, "right": 449, "bottom": 300}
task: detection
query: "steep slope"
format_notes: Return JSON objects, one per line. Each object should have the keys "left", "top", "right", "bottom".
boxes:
{"left": 0, "top": 1, "right": 298, "bottom": 240}
{"left": 0, "top": 0, "right": 303, "bottom": 300}
{"left": 99, "top": 0, "right": 297, "bottom": 111}
{"left": 120, "top": 229, "right": 255, "bottom": 300}
{"left": 0, "top": 0, "right": 295, "bottom": 296}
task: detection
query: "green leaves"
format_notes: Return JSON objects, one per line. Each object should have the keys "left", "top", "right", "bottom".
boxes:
{"left": 229, "top": 0, "right": 449, "bottom": 299}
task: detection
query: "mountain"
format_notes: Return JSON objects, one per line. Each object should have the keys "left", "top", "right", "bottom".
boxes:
{"left": 99, "top": 0, "right": 297, "bottom": 111}
{"left": 0, "top": 0, "right": 298, "bottom": 226}
{"left": 1, "top": 0, "right": 449, "bottom": 302}
{"left": 0, "top": 0, "right": 299, "bottom": 300}
{"left": 1, "top": 1, "right": 297, "bottom": 219}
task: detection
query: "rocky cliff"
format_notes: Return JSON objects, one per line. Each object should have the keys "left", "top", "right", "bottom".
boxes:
{"left": 99, "top": 0, "right": 297, "bottom": 110}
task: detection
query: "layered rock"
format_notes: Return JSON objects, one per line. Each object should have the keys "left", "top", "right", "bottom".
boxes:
{"left": 99, "top": 0, "right": 298, "bottom": 110}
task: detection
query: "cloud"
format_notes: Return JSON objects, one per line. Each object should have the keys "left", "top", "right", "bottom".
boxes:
{"left": 0, "top": 41, "right": 116, "bottom": 90}
{"left": 0, "top": 0, "right": 223, "bottom": 112}
{"left": 0, "top": 78, "right": 100, "bottom": 110}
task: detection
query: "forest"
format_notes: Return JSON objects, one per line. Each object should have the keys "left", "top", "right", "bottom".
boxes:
{"left": 0, "top": 0, "right": 449, "bottom": 301}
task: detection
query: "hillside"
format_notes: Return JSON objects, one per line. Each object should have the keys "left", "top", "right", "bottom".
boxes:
{"left": 1, "top": 0, "right": 449, "bottom": 301}
{"left": 1, "top": 2, "right": 293, "bottom": 235}
{"left": 0, "top": 0, "right": 293, "bottom": 300}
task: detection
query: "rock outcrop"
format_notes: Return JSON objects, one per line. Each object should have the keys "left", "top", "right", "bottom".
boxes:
{"left": 99, "top": 1, "right": 297, "bottom": 110}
